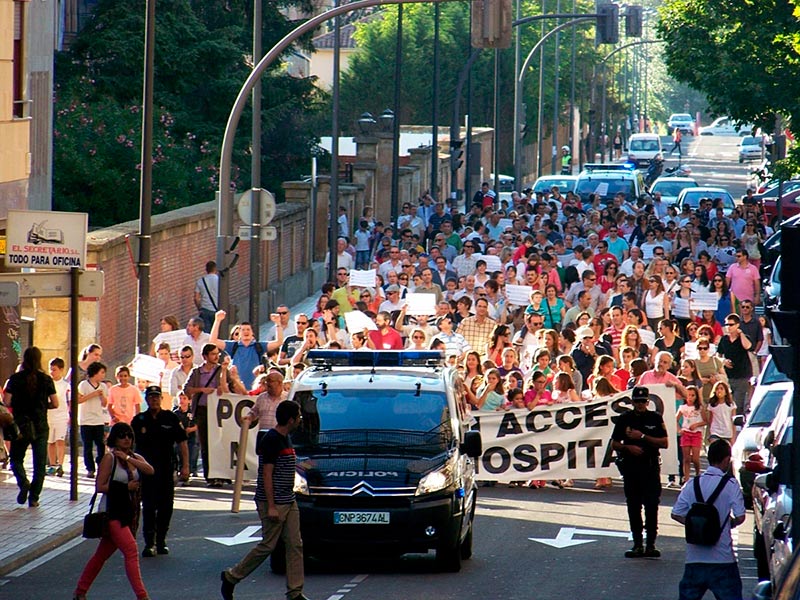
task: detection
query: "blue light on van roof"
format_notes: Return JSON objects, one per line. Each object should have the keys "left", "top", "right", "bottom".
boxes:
{"left": 583, "top": 162, "right": 636, "bottom": 172}
{"left": 306, "top": 350, "right": 445, "bottom": 368}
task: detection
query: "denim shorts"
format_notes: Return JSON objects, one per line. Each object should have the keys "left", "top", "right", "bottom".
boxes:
{"left": 678, "top": 562, "right": 742, "bottom": 600}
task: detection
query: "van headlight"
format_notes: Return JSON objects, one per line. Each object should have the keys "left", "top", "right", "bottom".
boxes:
{"left": 294, "top": 471, "right": 309, "bottom": 495}
{"left": 415, "top": 457, "right": 455, "bottom": 496}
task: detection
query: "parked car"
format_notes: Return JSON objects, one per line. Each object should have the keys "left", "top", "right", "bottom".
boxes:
{"left": 763, "top": 255, "right": 782, "bottom": 312}
{"left": 648, "top": 176, "right": 698, "bottom": 205}
{"left": 732, "top": 384, "right": 792, "bottom": 508}
{"left": 676, "top": 187, "right": 737, "bottom": 214}
{"left": 760, "top": 214, "right": 800, "bottom": 279}
{"left": 762, "top": 192, "right": 800, "bottom": 226}
{"left": 667, "top": 113, "right": 694, "bottom": 135}
{"left": 699, "top": 116, "right": 754, "bottom": 136}
{"left": 747, "top": 416, "right": 794, "bottom": 587}
{"left": 530, "top": 175, "right": 578, "bottom": 195}
{"left": 752, "top": 546, "right": 800, "bottom": 600}
{"left": 740, "top": 136, "right": 769, "bottom": 163}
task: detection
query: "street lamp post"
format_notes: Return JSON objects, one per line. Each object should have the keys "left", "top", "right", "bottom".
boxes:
{"left": 216, "top": 0, "right": 454, "bottom": 323}
{"left": 391, "top": 6, "right": 403, "bottom": 228}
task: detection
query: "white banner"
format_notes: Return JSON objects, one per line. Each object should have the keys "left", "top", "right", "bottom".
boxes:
{"left": 505, "top": 284, "right": 534, "bottom": 307}
{"left": 349, "top": 269, "right": 376, "bottom": 288}
{"left": 207, "top": 392, "right": 260, "bottom": 481}
{"left": 690, "top": 290, "right": 719, "bottom": 311}
{"left": 472, "top": 385, "right": 678, "bottom": 481}
{"left": 129, "top": 354, "right": 167, "bottom": 383}
{"left": 404, "top": 292, "right": 436, "bottom": 316}
{"left": 344, "top": 310, "right": 378, "bottom": 333}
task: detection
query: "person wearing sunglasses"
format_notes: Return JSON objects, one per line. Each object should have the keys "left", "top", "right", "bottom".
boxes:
{"left": 611, "top": 386, "right": 669, "bottom": 559}
{"left": 716, "top": 314, "right": 753, "bottom": 414}
{"left": 73, "top": 422, "right": 154, "bottom": 600}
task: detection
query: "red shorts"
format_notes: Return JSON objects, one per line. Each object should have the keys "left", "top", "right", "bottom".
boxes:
{"left": 680, "top": 430, "right": 703, "bottom": 447}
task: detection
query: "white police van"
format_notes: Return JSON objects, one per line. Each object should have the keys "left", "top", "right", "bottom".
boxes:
{"left": 280, "top": 350, "right": 482, "bottom": 572}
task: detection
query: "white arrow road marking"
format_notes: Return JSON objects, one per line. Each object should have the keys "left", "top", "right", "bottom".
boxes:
{"left": 206, "top": 525, "right": 262, "bottom": 546}
{"left": 529, "top": 527, "right": 633, "bottom": 549}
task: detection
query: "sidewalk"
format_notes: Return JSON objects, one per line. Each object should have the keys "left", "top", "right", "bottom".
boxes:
{"left": 0, "top": 461, "right": 95, "bottom": 577}
{"left": 0, "top": 291, "right": 321, "bottom": 579}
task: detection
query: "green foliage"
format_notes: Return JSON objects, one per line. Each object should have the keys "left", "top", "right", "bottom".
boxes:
{"left": 54, "top": 0, "right": 325, "bottom": 228}
{"left": 335, "top": 1, "right": 602, "bottom": 173}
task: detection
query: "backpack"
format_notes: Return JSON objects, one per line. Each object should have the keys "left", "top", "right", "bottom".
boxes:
{"left": 684, "top": 474, "right": 732, "bottom": 546}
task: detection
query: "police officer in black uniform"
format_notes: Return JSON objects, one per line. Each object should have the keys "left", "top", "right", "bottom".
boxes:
{"left": 131, "top": 386, "right": 189, "bottom": 557}
{"left": 611, "top": 386, "right": 669, "bottom": 559}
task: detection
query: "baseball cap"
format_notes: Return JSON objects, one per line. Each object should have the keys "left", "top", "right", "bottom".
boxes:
{"left": 631, "top": 386, "right": 649, "bottom": 403}
{"left": 576, "top": 326, "right": 594, "bottom": 340}
{"left": 145, "top": 385, "right": 162, "bottom": 397}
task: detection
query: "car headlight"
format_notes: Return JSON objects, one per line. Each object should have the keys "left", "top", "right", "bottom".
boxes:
{"left": 294, "top": 471, "right": 309, "bottom": 495}
{"left": 415, "top": 457, "right": 455, "bottom": 496}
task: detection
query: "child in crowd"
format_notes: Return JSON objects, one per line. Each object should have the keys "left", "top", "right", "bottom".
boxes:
{"left": 47, "top": 357, "right": 70, "bottom": 477}
{"left": 524, "top": 370, "right": 552, "bottom": 409}
{"left": 676, "top": 385, "right": 706, "bottom": 482}
{"left": 504, "top": 388, "right": 526, "bottom": 410}
{"left": 707, "top": 381, "right": 736, "bottom": 444}
{"left": 476, "top": 369, "right": 505, "bottom": 411}
{"left": 550, "top": 372, "right": 580, "bottom": 404}
{"left": 107, "top": 366, "right": 140, "bottom": 425}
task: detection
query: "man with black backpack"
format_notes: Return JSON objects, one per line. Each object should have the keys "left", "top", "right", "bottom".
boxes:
{"left": 671, "top": 439, "right": 746, "bottom": 600}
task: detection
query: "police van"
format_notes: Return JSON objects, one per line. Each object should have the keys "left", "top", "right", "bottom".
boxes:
{"left": 282, "top": 350, "right": 482, "bottom": 572}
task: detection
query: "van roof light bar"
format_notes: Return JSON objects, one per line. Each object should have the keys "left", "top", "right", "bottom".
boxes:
{"left": 306, "top": 350, "right": 445, "bottom": 368}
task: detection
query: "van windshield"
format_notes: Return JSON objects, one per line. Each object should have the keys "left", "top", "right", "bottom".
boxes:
{"left": 630, "top": 140, "right": 659, "bottom": 152}
{"left": 576, "top": 177, "right": 636, "bottom": 202}
{"left": 291, "top": 389, "right": 453, "bottom": 457}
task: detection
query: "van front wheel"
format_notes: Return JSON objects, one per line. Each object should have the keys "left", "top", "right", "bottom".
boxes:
{"left": 436, "top": 539, "right": 462, "bottom": 572}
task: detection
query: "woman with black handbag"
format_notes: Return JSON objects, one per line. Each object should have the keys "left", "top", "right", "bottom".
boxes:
{"left": 74, "top": 422, "right": 154, "bottom": 600}
{"left": 3, "top": 346, "right": 59, "bottom": 508}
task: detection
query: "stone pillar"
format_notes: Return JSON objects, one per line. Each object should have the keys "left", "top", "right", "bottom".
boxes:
{"left": 314, "top": 176, "right": 331, "bottom": 263}
{"left": 352, "top": 135, "right": 377, "bottom": 221}
{"left": 374, "top": 131, "right": 394, "bottom": 225}
{"left": 283, "top": 181, "right": 313, "bottom": 266}
{"left": 407, "top": 147, "right": 431, "bottom": 202}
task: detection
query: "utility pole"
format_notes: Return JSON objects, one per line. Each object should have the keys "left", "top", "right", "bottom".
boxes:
{"left": 249, "top": 0, "right": 262, "bottom": 331}
{"left": 135, "top": 0, "right": 155, "bottom": 354}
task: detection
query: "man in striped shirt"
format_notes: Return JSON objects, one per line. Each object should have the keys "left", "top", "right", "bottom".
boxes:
{"left": 221, "top": 401, "right": 309, "bottom": 600}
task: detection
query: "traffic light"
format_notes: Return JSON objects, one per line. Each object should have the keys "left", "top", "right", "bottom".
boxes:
{"left": 471, "top": 0, "right": 512, "bottom": 49}
{"left": 450, "top": 140, "right": 464, "bottom": 172}
{"left": 625, "top": 6, "right": 642, "bottom": 37}
{"left": 596, "top": 3, "right": 619, "bottom": 45}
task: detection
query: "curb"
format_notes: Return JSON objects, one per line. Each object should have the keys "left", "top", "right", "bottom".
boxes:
{"left": 0, "top": 521, "right": 83, "bottom": 577}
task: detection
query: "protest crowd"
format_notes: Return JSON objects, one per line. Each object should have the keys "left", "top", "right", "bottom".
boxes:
{"left": 0, "top": 181, "right": 775, "bottom": 599}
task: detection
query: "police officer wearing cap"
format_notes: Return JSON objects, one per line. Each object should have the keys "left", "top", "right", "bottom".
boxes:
{"left": 131, "top": 385, "right": 189, "bottom": 557}
{"left": 611, "top": 386, "right": 669, "bottom": 559}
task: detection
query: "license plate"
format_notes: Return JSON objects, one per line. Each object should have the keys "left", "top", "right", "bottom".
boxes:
{"left": 333, "top": 511, "right": 390, "bottom": 525}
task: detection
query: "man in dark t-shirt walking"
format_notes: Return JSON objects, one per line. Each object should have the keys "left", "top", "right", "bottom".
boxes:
{"left": 221, "top": 400, "right": 309, "bottom": 600}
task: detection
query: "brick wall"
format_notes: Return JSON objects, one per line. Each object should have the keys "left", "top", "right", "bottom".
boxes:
{"left": 87, "top": 199, "right": 310, "bottom": 368}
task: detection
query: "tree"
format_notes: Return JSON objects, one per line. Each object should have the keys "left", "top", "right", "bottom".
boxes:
{"left": 336, "top": 1, "right": 602, "bottom": 175}
{"left": 54, "top": 0, "right": 325, "bottom": 227}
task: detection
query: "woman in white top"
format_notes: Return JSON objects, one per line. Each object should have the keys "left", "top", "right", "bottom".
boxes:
{"left": 73, "top": 422, "right": 154, "bottom": 600}
{"left": 643, "top": 276, "right": 670, "bottom": 331}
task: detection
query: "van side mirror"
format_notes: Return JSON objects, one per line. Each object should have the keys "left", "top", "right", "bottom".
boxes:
{"left": 733, "top": 415, "right": 745, "bottom": 428}
{"left": 461, "top": 431, "right": 482, "bottom": 458}
{"left": 763, "top": 430, "right": 775, "bottom": 449}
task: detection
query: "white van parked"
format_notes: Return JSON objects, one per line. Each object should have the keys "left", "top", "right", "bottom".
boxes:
{"left": 626, "top": 133, "right": 663, "bottom": 167}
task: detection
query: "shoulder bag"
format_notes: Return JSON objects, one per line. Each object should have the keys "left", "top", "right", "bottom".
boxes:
{"left": 82, "top": 459, "right": 117, "bottom": 538}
